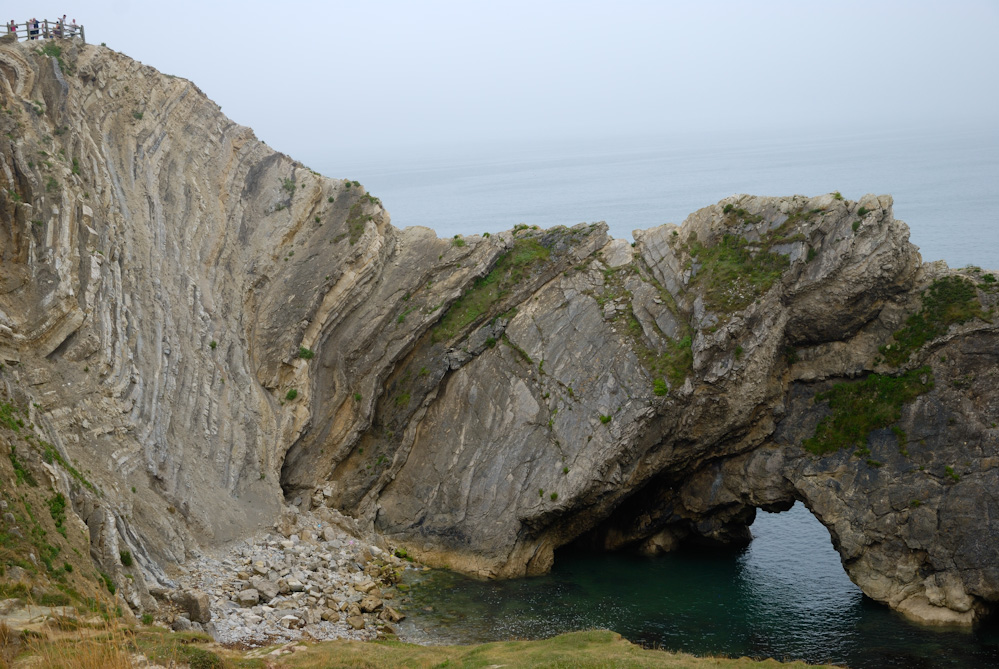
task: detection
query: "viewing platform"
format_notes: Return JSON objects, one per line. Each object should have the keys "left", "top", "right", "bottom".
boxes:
{"left": 5, "top": 19, "right": 85, "bottom": 44}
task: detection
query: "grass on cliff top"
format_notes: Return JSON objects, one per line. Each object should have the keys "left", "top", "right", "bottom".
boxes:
{"left": 803, "top": 366, "right": 934, "bottom": 456}
{"left": 687, "top": 233, "right": 790, "bottom": 314}
{"left": 431, "top": 238, "right": 550, "bottom": 343}
{"left": 880, "top": 276, "right": 986, "bottom": 366}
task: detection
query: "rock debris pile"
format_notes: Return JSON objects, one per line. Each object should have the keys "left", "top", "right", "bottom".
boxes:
{"left": 161, "top": 507, "right": 412, "bottom": 645}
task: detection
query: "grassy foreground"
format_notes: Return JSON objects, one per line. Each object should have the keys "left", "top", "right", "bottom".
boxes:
{"left": 255, "top": 629, "right": 837, "bottom": 668}
{"left": 4, "top": 625, "right": 838, "bottom": 668}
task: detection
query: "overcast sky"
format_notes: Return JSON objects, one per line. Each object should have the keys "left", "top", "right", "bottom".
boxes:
{"left": 13, "top": 1, "right": 999, "bottom": 166}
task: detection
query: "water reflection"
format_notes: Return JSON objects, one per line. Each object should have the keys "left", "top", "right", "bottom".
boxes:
{"left": 397, "top": 503, "right": 999, "bottom": 667}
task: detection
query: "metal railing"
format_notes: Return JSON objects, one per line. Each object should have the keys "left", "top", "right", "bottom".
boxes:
{"left": 5, "top": 19, "right": 85, "bottom": 44}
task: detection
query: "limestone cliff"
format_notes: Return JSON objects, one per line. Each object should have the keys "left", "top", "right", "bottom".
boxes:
{"left": 1, "top": 39, "right": 997, "bottom": 627}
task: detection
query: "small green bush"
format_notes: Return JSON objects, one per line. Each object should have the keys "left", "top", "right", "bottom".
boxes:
{"left": 550, "top": 492, "right": 558, "bottom": 501}
{"left": 298, "top": 346, "right": 314, "bottom": 359}
{"left": 119, "top": 550, "right": 133, "bottom": 567}
{"left": 132, "top": 110, "right": 143, "bottom": 120}
{"left": 285, "top": 388, "right": 298, "bottom": 401}
{"left": 141, "top": 613, "right": 154, "bottom": 625}
{"left": 652, "top": 378, "right": 668, "bottom": 396}
{"left": 209, "top": 340, "right": 217, "bottom": 349}
{"left": 945, "top": 465, "right": 960, "bottom": 482}
{"left": 857, "top": 206, "right": 868, "bottom": 217}
{"left": 599, "top": 414, "right": 612, "bottom": 424}
{"left": 852, "top": 220, "right": 861, "bottom": 232}
{"left": 281, "top": 178, "right": 295, "bottom": 194}
{"left": 353, "top": 392, "right": 362, "bottom": 401}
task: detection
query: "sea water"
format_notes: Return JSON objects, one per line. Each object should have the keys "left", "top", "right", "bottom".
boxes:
{"left": 324, "top": 125, "right": 999, "bottom": 271}
{"left": 319, "top": 126, "right": 999, "bottom": 666}
{"left": 396, "top": 505, "right": 999, "bottom": 668}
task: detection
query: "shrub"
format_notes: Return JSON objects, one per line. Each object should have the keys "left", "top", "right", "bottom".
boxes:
{"left": 285, "top": 388, "right": 298, "bottom": 401}
{"left": 857, "top": 206, "right": 869, "bottom": 217}
{"left": 141, "top": 613, "right": 154, "bottom": 625}
{"left": 298, "top": 346, "right": 314, "bottom": 359}
{"left": 945, "top": 465, "right": 960, "bottom": 482}
{"left": 132, "top": 110, "right": 143, "bottom": 120}
{"left": 99, "top": 571, "right": 116, "bottom": 594}
{"left": 852, "top": 220, "right": 861, "bottom": 232}
{"left": 281, "top": 178, "right": 295, "bottom": 194}
{"left": 652, "top": 378, "right": 668, "bottom": 396}
{"left": 353, "top": 392, "right": 362, "bottom": 401}
{"left": 48, "top": 493, "right": 67, "bottom": 537}
{"left": 550, "top": 492, "right": 558, "bottom": 501}
{"left": 209, "top": 340, "right": 216, "bottom": 349}
{"left": 599, "top": 414, "right": 612, "bottom": 424}
{"left": 119, "top": 550, "right": 133, "bottom": 567}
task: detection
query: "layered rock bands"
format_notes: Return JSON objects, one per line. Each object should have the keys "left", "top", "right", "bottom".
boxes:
{"left": 1, "top": 39, "right": 997, "bottom": 626}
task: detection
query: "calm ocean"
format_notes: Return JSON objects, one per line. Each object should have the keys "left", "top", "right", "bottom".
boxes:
{"left": 320, "top": 127, "right": 999, "bottom": 665}
{"left": 324, "top": 125, "right": 999, "bottom": 270}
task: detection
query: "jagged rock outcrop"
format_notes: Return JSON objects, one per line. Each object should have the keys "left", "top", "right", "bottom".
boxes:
{"left": 1, "top": 39, "right": 997, "bottom": 627}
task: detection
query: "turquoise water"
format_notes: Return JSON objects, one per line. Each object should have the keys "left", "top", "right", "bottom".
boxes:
{"left": 325, "top": 125, "right": 999, "bottom": 271}
{"left": 397, "top": 504, "right": 999, "bottom": 667}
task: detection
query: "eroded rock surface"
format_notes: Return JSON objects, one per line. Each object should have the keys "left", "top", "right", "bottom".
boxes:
{"left": 1, "top": 40, "right": 997, "bottom": 628}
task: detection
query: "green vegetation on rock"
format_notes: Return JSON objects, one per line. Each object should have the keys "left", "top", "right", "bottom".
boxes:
{"left": 346, "top": 202, "right": 373, "bottom": 245}
{"left": 880, "top": 276, "right": 985, "bottom": 366}
{"left": 688, "top": 233, "right": 790, "bottom": 313}
{"left": 432, "top": 238, "right": 550, "bottom": 342}
{"left": 803, "top": 366, "right": 934, "bottom": 455}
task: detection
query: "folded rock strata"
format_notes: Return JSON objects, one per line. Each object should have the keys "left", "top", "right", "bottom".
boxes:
{"left": 1, "top": 39, "right": 997, "bottom": 627}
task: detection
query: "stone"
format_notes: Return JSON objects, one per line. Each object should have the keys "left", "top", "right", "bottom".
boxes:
{"left": 380, "top": 606, "right": 404, "bottom": 623}
{"left": 171, "top": 616, "right": 193, "bottom": 632}
{"left": 236, "top": 589, "right": 259, "bottom": 607}
{"left": 359, "top": 596, "right": 382, "bottom": 613}
{"left": 250, "top": 576, "right": 279, "bottom": 601}
{"left": 279, "top": 614, "right": 302, "bottom": 629}
{"left": 346, "top": 615, "right": 365, "bottom": 630}
{"left": 175, "top": 590, "right": 212, "bottom": 624}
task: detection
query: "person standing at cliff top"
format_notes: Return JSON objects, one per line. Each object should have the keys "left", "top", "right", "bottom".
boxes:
{"left": 28, "top": 18, "right": 38, "bottom": 40}
{"left": 7, "top": 20, "right": 15, "bottom": 36}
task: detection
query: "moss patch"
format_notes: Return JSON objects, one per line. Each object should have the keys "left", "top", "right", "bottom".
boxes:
{"left": 803, "top": 366, "right": 934, "bottom": 455}
{"left": 880, "top": 276, "right": 986, "bottom": 366}
{"left": 688, "top": 233, "right": 790, "bottom": 313}
{"left": 432, "top": 238, "right": 550, "bottom": 342}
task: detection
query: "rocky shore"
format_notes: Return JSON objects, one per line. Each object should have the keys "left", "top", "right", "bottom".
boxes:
{"left": 160, "top": 506, "right": 411, "bottom": 646}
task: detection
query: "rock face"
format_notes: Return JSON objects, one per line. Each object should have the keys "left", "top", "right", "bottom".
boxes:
{"left": 1, "top": 40, "right": 997, "bottom": 628}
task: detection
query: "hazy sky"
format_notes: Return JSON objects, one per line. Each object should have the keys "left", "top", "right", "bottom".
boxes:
{"left": 13, "top": 1, "right": 999, "bottom": 165}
